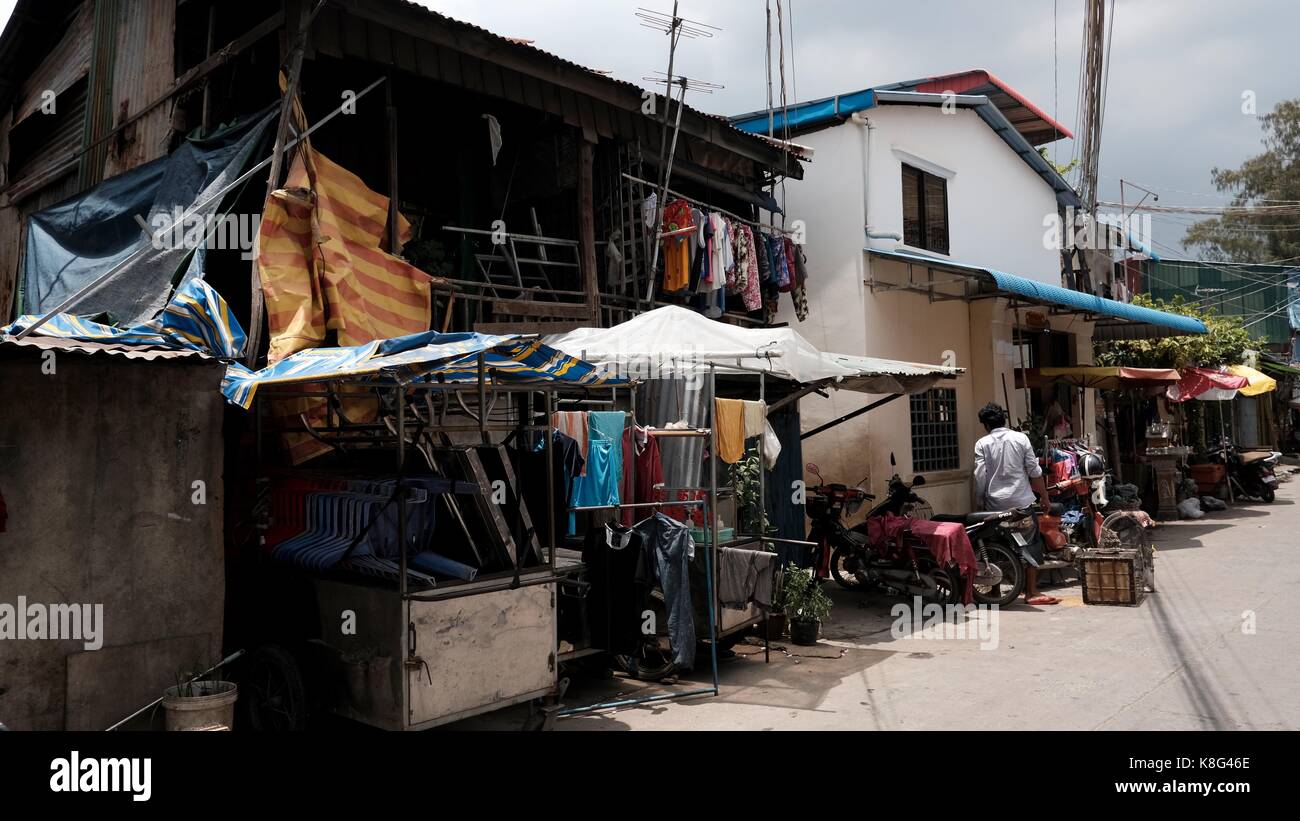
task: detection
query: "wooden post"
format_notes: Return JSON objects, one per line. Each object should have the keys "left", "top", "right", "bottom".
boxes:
{"left": 578, "top": 137, "right": 599, "bottom": 325}
{"left": 247, "top": 3, "right": 312, "bottom": 367}
{"left": 385, "top": 73, "right": 401, "bottom": 255}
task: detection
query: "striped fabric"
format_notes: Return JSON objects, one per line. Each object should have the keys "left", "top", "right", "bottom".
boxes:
{"left": 3, "top": 278, "right": 245, "bottom": 359}
{"left": 259, "top": 148, "right": 435, "bottom": 363}
{"left": 258, "top": 147, "right": 440, "bottom": 463}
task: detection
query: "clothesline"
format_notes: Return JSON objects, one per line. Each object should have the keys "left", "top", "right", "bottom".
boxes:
{"left": 621, "top": 172, "right": 796, "bottom": 237}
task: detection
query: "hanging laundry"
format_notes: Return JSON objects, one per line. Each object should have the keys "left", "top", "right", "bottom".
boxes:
{"left": 568, "top": 411, "right": 627, "bottom": 534}
{"left": 631, "top": 512, "right": 696, "bottom": 668}
{"left": 780, "top": 237, "right": 798, "bottom": 293}
{"left": 761, "top": 420, "right": 782, "bottom": 469}
{"left": 687, "top": 206, "right": 706, "bottom": 293}
{"left": 483, "top": 114, "right": 503, "bottom": 165}
{"left": 714, "top": 398, "right": 746, "bottom": 464}
{"left": 742, "top": 400, "right": 767, "bottom": 439}
{"left": 620, "top": 423, "right": 665, "bottom": 526}
{"left": 719, "top": 547, "right": 778, "bottom": 611}
{"left": 551, "top": 411, "right": 589, "bottom": 474}
{"left": 754, "top": 228, "right": 772, "bottom": 283}
{"left": 641, "top": 193, "right": 659, "bottom": 234}
{"left": 793, "top": 241, "right": 809, "bottom": 287}
{"left": 791, "top": 284, "right": 810, "bottom": 322}
{"left": 661, "top": 199, "right": 694, "bottom": 293}
{"left": 738, "top": 225, "right": 762, "bottom": 311}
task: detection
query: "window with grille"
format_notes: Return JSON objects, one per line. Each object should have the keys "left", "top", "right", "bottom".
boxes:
{"left": 901, "top": 163, "right": 950, "bottom": 254}
{"left": 910, "top": 388, "right": 959, "bottom": 473}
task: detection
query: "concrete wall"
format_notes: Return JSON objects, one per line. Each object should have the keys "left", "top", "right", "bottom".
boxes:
{"left": 0, "top": 350, "right": 226, "bottom": 730}
{"left": 770, "top": 102, "right": 1087, "bottom": 512}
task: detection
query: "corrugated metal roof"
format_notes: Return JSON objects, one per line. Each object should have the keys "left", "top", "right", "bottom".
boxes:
{"left": 383, "top": 1, "right": 800, "bottom": 166}
{"left": 0, "top": 333, "right": 213, "bottom": 361}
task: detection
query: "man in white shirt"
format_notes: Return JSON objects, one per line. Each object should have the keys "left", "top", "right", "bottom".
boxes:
{"left": 973, "top": 403, "right": 1057, "bottom": 606}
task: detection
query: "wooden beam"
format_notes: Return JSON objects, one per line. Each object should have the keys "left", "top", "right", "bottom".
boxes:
{"left": 248, "top": 4, "right": 314, "bottom": 367}
{"left": 577, "top": 137, "right": 598, "bottom": 324}
{"left": 473, "top": 320, "right": 585, "bottom": 335}
{"left": 490, "top": 299, "right": 591, "bottom": 319}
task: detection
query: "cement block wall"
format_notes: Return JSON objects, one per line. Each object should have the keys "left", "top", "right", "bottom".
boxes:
{"left": 0, "top": 350, "right": 226, "bottom": 730}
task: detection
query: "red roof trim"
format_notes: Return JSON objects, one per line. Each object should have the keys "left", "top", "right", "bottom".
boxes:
{"left": 911, "top": 69, "right": 1073, "bottom": 141}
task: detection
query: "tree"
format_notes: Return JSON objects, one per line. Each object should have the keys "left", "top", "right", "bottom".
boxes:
{"left": 1095, "top": 294, "right": 1261, "bottom": 369}
{"left": 1184, "top": 99, "right": 1300, "bottom": 263}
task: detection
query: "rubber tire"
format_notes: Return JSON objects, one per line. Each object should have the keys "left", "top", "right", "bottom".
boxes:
{"left": 243, "top": 645, "right": 308, "bottom": 732}
{"left": 829, "top": 544, "right": 866, "bottom": 590}
{"left": 1261, "top": 487, "right": 1275, "bottom": 503}
{"left": 971, "top": 541, "right": 1025, "bottom": 607}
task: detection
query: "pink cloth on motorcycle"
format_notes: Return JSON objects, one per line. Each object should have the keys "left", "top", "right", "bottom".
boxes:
{"left": 865, "top": 514, "right": 977, "bottom": 604}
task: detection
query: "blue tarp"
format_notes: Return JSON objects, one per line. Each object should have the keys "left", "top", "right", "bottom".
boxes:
{"left": 19, "top": 107, "right": 275, "bottom": 325}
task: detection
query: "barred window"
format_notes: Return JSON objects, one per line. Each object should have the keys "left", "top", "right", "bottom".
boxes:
{"left": 910, "top": 388, "right": 959, "bottom": 473}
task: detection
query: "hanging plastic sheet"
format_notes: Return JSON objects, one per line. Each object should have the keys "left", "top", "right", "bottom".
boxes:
{"left": 19, "top": 107, "right": 276, "bottom": 325}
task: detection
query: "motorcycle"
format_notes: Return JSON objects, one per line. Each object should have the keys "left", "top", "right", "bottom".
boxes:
{"left": 930, "top": 506, "right": 1041, "bottom": 607}
{"left": 805, "top": 459, "right": 960, "bottom": 604}
{"left": 1212, "top": 436, "right": 1280, "bottom": 503}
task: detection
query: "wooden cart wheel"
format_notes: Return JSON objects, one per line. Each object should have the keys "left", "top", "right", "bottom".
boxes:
{"left": 243, "top": 645, "right": 308, "bottom": 732}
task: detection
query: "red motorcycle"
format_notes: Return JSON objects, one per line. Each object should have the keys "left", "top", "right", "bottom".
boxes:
{"left": 805, "top": 462, "right": 961, "bottom": 604}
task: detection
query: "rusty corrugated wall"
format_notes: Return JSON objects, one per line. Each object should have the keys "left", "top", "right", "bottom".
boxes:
{"left": 100, "top": 0, "right": 175, "bottom": 179}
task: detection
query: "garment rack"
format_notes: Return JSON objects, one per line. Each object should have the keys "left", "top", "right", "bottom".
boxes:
{"left": 622, "top": 171, "right": 796, "bottom": 237}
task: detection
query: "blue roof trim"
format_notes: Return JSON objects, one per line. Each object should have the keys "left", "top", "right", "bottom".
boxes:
{"left": 866, "top": 248, "right": 1206, "bottom": 335}
{"left": 732, "top": 86, "right": 1081, "bottom": 209}
{"left": 732, "top": 89, "right": 874, "bottom": 136}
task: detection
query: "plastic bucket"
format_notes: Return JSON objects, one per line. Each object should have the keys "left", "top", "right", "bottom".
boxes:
{"left": 161, "top": 681, "right": 238, "bottom": 731}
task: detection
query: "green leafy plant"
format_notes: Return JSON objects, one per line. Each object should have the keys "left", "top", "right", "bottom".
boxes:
{"left": 729, "top": 449, "right": 775, "bottom": 540}
{"left": 1095, "top": 294, "right": 1262, "bottom": 369}
{"left": 777, "top": 563, "right": 832, "bottom": 625}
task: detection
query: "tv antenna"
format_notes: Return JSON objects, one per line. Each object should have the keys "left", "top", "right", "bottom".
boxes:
{"left": 637, "top": 3, "right": 722, "bottom": 305}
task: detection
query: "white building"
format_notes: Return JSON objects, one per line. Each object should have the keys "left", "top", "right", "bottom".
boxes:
{"left": 732, "top": 71, "right": 1201, "bottom": 512}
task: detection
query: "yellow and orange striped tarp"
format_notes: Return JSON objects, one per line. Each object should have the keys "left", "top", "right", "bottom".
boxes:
{"left": 257, "top": 146, "right": 442, "bottom": 463}
{"left": 259, "top": 147, "right": 435, "bottom": 362}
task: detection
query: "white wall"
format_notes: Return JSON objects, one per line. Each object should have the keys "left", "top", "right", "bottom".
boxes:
{"left": 768, "top": 102, "right": 1077, "bottom": 510}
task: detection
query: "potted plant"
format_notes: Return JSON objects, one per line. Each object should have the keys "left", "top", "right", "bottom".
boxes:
{"left": 161, "top": 664, "right": 238, "bottom": 731}
{"left": 778, "top": 563, "right": 832, "bottom": 645}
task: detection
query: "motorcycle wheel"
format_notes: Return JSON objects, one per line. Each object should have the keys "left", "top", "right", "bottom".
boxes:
{"left": 1261, "top": 487, "right": 1276, "bottom": 503}
{"left": 971, "top": 541, "right": 1024, "bottom": 607}
{"left": 612, "top": 636, "right": 675, "bottom": 683}
{"left": 829, "top": 544, "right": 867, "bottom": 590}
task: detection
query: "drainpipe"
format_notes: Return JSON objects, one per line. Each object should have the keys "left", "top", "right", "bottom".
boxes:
{"left": 851, "top": 112, "right": 901, "bottom": 247}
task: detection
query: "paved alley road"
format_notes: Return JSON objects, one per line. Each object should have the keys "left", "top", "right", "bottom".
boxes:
{"left": 463, "top": 480, "right": 1300, "bottom": 731}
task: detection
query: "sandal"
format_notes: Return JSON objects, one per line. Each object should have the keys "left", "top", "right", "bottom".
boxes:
{"left": 1025, "top": 594, "right": 1060, "bottom": 605}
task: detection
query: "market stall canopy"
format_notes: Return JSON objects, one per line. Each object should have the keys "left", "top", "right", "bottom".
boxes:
{"left": 866, "top": 248, "right": 1207, "bottom": 340}
{"left": 1033, "top": 366, "right": 1181, "bottom": 390}
{"left": 1167, "top": 367, "right": 1251, "bottom": 402}
{"left": 543, "top": 305, "right": 962, "bottom": 394}
{"left": 1226, "top": 365, "right": 1277, "bottom": 397}
{"left": 222, "top": 332, "right": 622, "bottom": 408}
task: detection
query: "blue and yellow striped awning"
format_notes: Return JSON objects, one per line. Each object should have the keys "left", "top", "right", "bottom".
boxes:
{"left": 3, "top": 278, "right": 246, "bottom": 358}
{"left": 220, "top": 330, "right": 623, "bottom": 408}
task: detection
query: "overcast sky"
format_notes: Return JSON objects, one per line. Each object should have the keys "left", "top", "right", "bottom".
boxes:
{"left": 423, "top": 0, "right": 1299, "bottom": 260}
{"left": 1, "top": 0, "right": 1293, "bottom": 258}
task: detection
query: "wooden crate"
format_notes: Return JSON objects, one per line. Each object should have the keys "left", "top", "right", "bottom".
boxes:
{"left": 1080, "top": 548, "right": 1146, "bottom": 606}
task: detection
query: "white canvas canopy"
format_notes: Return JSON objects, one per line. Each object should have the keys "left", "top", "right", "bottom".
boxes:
{"left": 544, "top": 306, "right": 961, "bottom": 394}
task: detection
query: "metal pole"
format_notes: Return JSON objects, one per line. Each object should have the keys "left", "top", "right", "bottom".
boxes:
{"left": 398, "top": 387, "right": 408, "bottom": 604}
{"left": 759, "top": 370, "right": 769, "bottom": 664}
{"left": 707, "top": 363, "right": 720, "bottom": 693}
{"left": 545, "top": 391, "right": 556, "bottom": 564}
